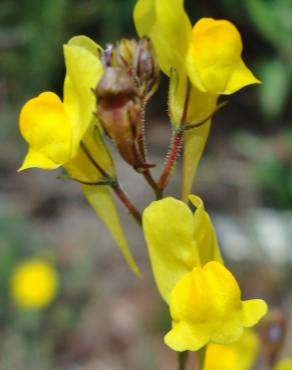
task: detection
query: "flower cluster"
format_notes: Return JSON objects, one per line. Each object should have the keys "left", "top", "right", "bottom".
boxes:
{"left": 18, "top": 0, "right": 271, "bottom": 367}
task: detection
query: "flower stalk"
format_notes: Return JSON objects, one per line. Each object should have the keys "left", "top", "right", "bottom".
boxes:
{"left": 111, "top": 182, "right": 142, "bottom": 226}
{"left": 158, "top": 127, "right": 184, "bottom": 193}
{"left": 81, "top": 141, "right": 142, "bottom": 226}
{"left": 178, "top": 351, "right": 189, "bottom": 370}
{"left": 157, "top": 79, "right": 191, "bottom": 193}
{"left": 196, "top": 346, "right": 206, "bottom": 370}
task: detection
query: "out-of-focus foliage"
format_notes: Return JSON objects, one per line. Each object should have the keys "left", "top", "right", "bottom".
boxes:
{"left": 0, "top": 0, "right": 135, "bottom": 142}
{"left": 232, "top": 130, "right": 292, "bottom": 209}
{"left": 244, "top": 0, "right": 292, "bottom": 120}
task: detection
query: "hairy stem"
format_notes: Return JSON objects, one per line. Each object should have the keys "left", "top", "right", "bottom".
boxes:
{"left": 158, "top": 128, "right": 184, "bottom": 193}
{"left": 158, "top": 80, "right": 191, "bottom": 194}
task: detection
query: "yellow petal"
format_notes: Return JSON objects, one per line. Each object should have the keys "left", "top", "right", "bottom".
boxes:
{"left": 187, "top": 18, "right": 259, "bottom": 94}
{"left": 63, "top": 36, "right": 104, "bottom": 156}
{"left": 165, "top": 261, "right": 267, "bottom": 351}
{"left": 142, "top": 196, "right": 222, "bottom": 302}
{"left": 134, "top": 0, "right": 192, "bottom": 75}
{"left": 65, "top": 122, "right": 115, "bottom": 183}
{"left": 143, "top": 197, "right": 199, "bottom": 302}
{"left": 82, "top": 185, "right": 140, "bottom": 276}
{"left": 181, "top": 87, "right": 217, "bottom": 201}
{"left": 170, "top": 262, "right": 241, "bottom": 323}
{"left": 274, "top": 359, "right": 292, "bottom": 370}
{"left": 19, "top": 92, "right": 72, "bottom": 170}
{"left": 165, "top": 321, "right": 209, "bottom": 352}
{"left": 19, "top": 148, "right": 61, "bottom": 171}
{"left": 224, "top": 59, "right": 261, "bottom": 94}
{"left": 189, "top": 195, "right": 223, "bottom": 265}
{"left": 204, "top": 329, "right": 259, "bottom": 370}
{"left": 133, "top": 0, "right": 156, "bottom": 36}
{"left": 242, "top": 299, "right": 268, "bottom": 327}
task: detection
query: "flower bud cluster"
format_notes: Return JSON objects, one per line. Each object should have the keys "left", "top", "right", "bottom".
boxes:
{"left": 93, "top": 38, "right": 159, "bottom": 171}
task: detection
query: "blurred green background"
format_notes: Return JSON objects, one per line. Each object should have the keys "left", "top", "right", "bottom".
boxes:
{"left": 0, "top": 0, "right": 292, "bottom": 369}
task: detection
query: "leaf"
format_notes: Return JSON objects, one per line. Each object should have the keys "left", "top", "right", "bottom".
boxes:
{"left": 82, "top": 185, "right": 141, "bottom": 277}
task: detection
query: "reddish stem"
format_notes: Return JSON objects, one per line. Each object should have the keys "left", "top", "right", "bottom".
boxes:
{"left": 143, "top": 169, "right": 162, "bottom": 199}
{"left": 158, "top": 80, "right": 191, "bottom": 193}
{"left": 136, "top": 97, "right": 162, "bottom": 199}
{"left": 137, "top": 100, "right": 147, "bottom": 163}
{"left": 81, "top": 142, "right": 142, "bottom": 226}
{"left": 112, "top": 183, "right": 142, "bottom": 226}
{"left": 158, "top": 128, "right": 184, "bottom": 191}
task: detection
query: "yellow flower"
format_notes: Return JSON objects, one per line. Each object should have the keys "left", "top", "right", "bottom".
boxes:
{"left": 18, "top": 36, "right": 140, "bottom": 276}
{"left": 134, "top": 0, "right": 260, "bottom": 199}
{"left": 186, "top": 18, "right": 260, "bottom": 95}
{"left": 19, "top": 36, "right": 103, "bottom": 171}
{"left": 143, "top": 195, "right": 222, "bottom": 302}
{"left": 11, "top": 259, "right": 58, "bottom": 309}
{"left": 134, "top": 0, "right": 259, "bottom": 95}
{"left": 166, "top": 262, "right": 266, "bottom": 351}
{"left": 143, "top": 196, "right": 267, "bottom": 351}
{"left": 204, "top": 329, "right": 259, "bottom": 370}
{"left": 274, "top": 359, "right": 292, "bottom": 370}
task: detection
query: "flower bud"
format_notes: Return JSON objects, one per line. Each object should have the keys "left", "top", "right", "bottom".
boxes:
{"left": 93, "top": 66, "right": 152, "bottom": 170}
{"left": 113, "top": 39, "right": 138, "bottom": 73}
{"left": 133, "top": 37, "right": 160, "bottom": 99}
{"left": 109, "top": 38, "right": 159, "bottom": 99}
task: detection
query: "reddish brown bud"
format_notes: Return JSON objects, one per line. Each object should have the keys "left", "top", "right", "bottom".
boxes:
{"left": 93, "top": 67, "right": 153, "bottom": 170}
{"left": 93, "top": 37, "right": 159, "bottom": 170}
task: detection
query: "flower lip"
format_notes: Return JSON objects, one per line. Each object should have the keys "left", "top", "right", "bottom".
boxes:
{"left": 18, "top": 91, "right": 72, "bottom": 171}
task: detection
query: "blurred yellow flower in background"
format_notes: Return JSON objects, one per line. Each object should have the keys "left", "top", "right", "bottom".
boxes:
{"left": 10, "top": 259, "right": 58, "bottom": 309}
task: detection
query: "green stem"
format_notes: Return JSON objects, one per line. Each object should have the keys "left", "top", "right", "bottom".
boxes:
{"left": 196, "top": 347, "right": 206, "bottom": 370}
{"left": 178, "top": 351, "right": 188, "bottom": 370}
